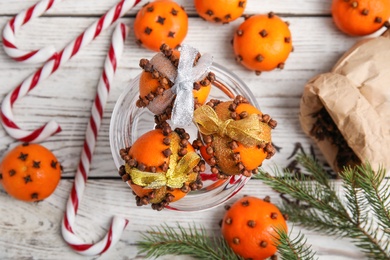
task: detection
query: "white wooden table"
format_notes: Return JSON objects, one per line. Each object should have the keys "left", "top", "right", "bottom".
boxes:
{"left": 0, "top": 1, "right": 375, "bottom": 259}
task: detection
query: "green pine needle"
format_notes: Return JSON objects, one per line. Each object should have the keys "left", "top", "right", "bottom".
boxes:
{"left": 136, "top": 223, "right": 243, "bottom": 260}
{"left": 275, "top": 227, "right": 317, "bottom": 260}
{"left": 279, "top": 202, "right": 349, "bottom": 237}
{"left": 255, "top": 154, "right": 390, "bottom": 260}
{"left": 136, "top": 223, "right": 317, "bottom": 260}
{"left": 354, "top": 163, "right": 390, "bottom": 233}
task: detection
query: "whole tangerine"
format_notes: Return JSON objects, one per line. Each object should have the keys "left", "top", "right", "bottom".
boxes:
{"left": 0, "top": 143, "right": 61, "bottom": 202}
{"left": 233, "top": 13, "right": 293, "bottom": 75}
{"left": 134, "top": 0, "right": 188, "bottom": 51}
{"left": 194, "top": 0, "right": 247, "bottom": 23}
{"left": 331, "top": 0, "right": 390, "bottom": 36}
{"left": 119, "top": 125, "right": 205, "bottom": 210}
{"left": 221, "top": 196, "right": 288, "bottom": 260}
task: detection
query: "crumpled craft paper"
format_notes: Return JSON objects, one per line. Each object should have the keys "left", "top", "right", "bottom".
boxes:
{"left": 300, "top": 29, "right": 390, "bottom": 172}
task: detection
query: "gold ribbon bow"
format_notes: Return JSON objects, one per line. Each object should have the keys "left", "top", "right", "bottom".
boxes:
{"left": 193, "top": 105, "right": 271, "bottom": 147}
{"left": 127, "top": 133, "right": 200, "bottom": 189}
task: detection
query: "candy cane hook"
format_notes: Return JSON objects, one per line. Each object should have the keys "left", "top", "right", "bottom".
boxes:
{"left": 2, "top": 0, "right": 63, "bottom": 63}
{"left": 61, "top": 23, "right": 129, "bottom": 256}
{"left": 1, "top": 0, "right": 142, "bottom": 143}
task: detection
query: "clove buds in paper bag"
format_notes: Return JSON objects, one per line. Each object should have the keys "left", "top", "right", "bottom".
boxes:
{"left": 300, "top": 29, "right": 390, "bottom": 173}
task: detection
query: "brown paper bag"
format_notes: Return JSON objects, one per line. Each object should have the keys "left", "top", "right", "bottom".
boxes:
{"left": 300, "top": 29, "right": 390, "bottom": 172}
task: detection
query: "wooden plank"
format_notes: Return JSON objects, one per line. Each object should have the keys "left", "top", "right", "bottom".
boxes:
{"left": 0, "top": 179, "right": 364, "bottom": 259}
{"left": 0, "top": 1, "right": 385, "bottom": 259}
{"left": 0, "top": 0, "right": 331, "bottom": 16}
{"left": 0, "top": 15, "right": 375, "bottom": 177}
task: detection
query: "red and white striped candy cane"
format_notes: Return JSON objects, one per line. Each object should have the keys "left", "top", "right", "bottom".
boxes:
{"left": 61, "top": 22, "right": 129, "bottom": 256}
{"left": 2, "top": 0, "right": 62, "bottom": 63}
{"left": 1, "top": 0, "right": 141, "bottom": 143}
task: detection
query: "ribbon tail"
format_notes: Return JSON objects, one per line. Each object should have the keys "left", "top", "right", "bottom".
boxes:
{"left": 144, "top": 180, "right": 167, "bottom": 189}
{"left": 171, "top": 82, "right": 194, "bottom": 127}
{"left": 166, "top": 152, "right": 200, "bottom": 188}
{"left": 129, "top": 168, "right": 167, "bottom": 189}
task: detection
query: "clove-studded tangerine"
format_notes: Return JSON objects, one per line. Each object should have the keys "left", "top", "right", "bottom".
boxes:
{"left": 192, "top": 95, "right": 277, "bottom": 178}
{"left": 134, "top": 0, "right": 189, "bottom": 51}
{"left": 221, "top": 196, "right": 288, "bottom": 260}
{"left": 0, "top": 143, "right": 62, "bottom": 202}
{"left": 136, "top": 44, "right": 214, "bottom": 124}
{"left": 331, "top": 0, "right": 390, "bottom": 36}
{"left": 233, "top": 13, "right": 293, "bottom": 75}
{"left": 119, "top": 123, "right": 205, "bottom": 211}
{"left": 194, "top": 0, "right": 247, "bottom": 24}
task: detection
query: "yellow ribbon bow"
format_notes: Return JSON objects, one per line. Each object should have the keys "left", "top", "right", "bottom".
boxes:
{"left": 126, "top": 133, "right": 200, "bottom": 189}
{"left": 193, "top": 105, "right": 271, "bottom": 147}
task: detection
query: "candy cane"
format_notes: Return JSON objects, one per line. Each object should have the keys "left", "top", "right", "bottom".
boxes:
{"left": 1, "top": 0, "right": 142, "bottom": 142}
{"left": 2, "top": 0, "right": 63, "bottom": 63}
{"left": 61, "top": 23, "right": 129, "bottom": 256}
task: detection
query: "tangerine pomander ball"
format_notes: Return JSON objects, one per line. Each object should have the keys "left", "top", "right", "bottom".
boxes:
{"left": 221, "top": 196, "right": 288, "bottom": 260}
{"left": 331, "top": 0, "right": 390, "bottom": 36}
{"left": 233, "top": 13, "right": 293, "bottom": 75}
{"left": 194, "top": 0, "right": 247, "bottom": 23}
{"left": 119, "top": 125, "right": 205, "bottom": 211}
{"left": 136, "top": 44, "right": 214, "bottom": 123}
{"left": 193, "top": 96, "right": 277, "bottom": 178}
{"left": 134, "top": 0, "right": 189, "bottom": 51}
{"left": 0, "top": 143, "right": 61, "bottom": 202}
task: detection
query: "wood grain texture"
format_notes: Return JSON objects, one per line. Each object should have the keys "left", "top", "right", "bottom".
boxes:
{"left": 0, "top": 0, "right": 384, "bottom": 259}
{"left": 0, "top": 0, "right": 332, "bottom": 16}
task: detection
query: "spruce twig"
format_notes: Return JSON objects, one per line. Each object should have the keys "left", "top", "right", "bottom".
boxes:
{"left": 341, "top": 166, "right": 388, "bottom": 259}
{"left": 275, "top": 227, "right": 317, "bottom": 260}
{"left": 255, "top": 154, "right": 390, "bottom": 260}
{"left": 137, "top": 223, "right": 316, "bottom": 259}
{"left": 137, "top": 223, "right": 243, "bottom": 259}
{"left": 279, "top": 203, "right": 349, "bottom": 237}
{"left": 354, "top": 164, "right": 390, "bottom": 233}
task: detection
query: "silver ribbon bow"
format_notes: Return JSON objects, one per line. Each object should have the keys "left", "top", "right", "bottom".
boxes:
{"left": 149, "top": 45, "right": 213, "bottom": 127}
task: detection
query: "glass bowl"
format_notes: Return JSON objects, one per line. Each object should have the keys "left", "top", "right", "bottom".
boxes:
{"left": 109, "top": 63, "right": 259, "bottom": 211}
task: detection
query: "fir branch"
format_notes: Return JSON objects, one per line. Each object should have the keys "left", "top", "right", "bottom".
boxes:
{"left": 295, "top": 154, "right": 330, "bottom": 188}
{"left": 256, "top": 167, "right": 350, "bottom": 224}
{"left": 275, "top": 227, "right": 317, "bottom": 260}
{"left": 256, "top": 154, "right": 390, "bottom": 260}
{"left": 343, "top": 215, "right": 388, "bottom": 259}
{"left": 136, "top": 223, "right": 242, "bottom": 260}
{"left": 343, "top": 163, "right": 390, "bottom": 258}
{"left": 341, "top": 166, "right": 369, "bottom": 227}
{"left": 354, "top": 163, "right": 390, "bottom": 232}
{"left": 279, "top": 202, "right": 350, "bottom": 237}
{"left": 137, "top": 223, "right": 317, "bottom": 260}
